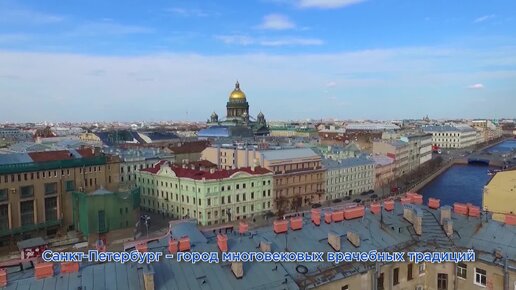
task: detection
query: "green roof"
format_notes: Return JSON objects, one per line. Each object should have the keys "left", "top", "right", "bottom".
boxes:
{"left": 0, "top": 155, "right": 107, "bottom": 174}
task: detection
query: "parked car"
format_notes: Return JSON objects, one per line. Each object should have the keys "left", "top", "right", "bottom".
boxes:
{"left": 332, "top": 198, "right": 342, "bottom": 203}
{"left": 353, "top": 198, "right": 362, "bottom": 203}
{"left": 343, "top": 196, "right": 351, "bottom": 201}
{"left": 311, "top": 203, "right": 322, "bottom": 209}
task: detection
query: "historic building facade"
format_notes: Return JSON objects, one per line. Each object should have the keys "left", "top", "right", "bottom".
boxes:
{"left": 136, "top": 161, "right": 274, "bottom": 226}
{"left": 0, "top": 148, "right": 120, "bottom": 244}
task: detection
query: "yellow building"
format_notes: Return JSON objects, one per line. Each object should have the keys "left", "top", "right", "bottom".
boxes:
{"left": 483, "top": 169, "right": 516, "bottom": 221}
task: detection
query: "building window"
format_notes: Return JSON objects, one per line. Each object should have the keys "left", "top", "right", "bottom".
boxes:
{"left": 457, "top": 262, "right": 467, "bottom": 279}
{"left": 20, "top": 200, "right": 34, "bottom": 226}
{"left": 437, "top": 273, "right": 448, "bottom": 290}
{"left": 20, "top": 185, "right": 34, "bottom": 198}
{"left": 377, "top": 272, "right": 384, "bottom": 290}
{"left": 207, "top": 198, "right": 211, "bottom": 206}
{"left": 45, "top": 197, "right": 58, "bottom": 221}
{"left": 393, "top": 267, "right": 399, "bottom": 285}
{"left": 0, "top": 188, "right": 8, "bottom": 202}
{"left": 407, "top": 263, "right": 413, "bottom": 280}
{"left": 474, "top": 268, "right": 486, "bottom": 286}
{"left": 0, "top": 204, "right": 8, "bottom": 230}
{"left": 65, "top": 180, "right": 75, "bottom": 192}
{"left": 419, "top": 263, "right": 426, "bottom": 275}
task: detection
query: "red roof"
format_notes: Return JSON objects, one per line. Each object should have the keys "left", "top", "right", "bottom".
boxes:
{"left": 76, "top": 148, "right": 96, "bottom": 158}
{"left": 141, "top": 161, "right": 271, "bottom": 180}
{"left": 28, "top": 150, "right": 74, "bottom": 162}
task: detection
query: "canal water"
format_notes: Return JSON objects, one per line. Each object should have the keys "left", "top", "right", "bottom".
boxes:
{"left": 485, "top": 139, "right": 516, "bottom": 153}
{"left": 420, "top": 140, "right": 515, "bottom": 207}
{"left": 419, "top": 164, "right": 493, "bottom": 207}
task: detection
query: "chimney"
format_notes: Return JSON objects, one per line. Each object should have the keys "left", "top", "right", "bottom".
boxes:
{"left": 0, "top": 269, "right": 6, "bottom": 287}
{"left": 168, "top": 239, "right": 178, "bottom": 254}
{"left": 403, "top": 205, "right": 414, "bottom": 223}
{"left": 468, "top": 204, "right": 480, "bottom": 218}
{"left": 311, "top": 209, "right": 321, "bottom": 226}
{"left": 217, "top": 234, "right": 228, "bottom": 252}
{"left": 428, "top": 198, "right": 440, "bottom": 209}
{"left": 413, "top": 208, "right": 423, "bottom": 236}
{"left": 216, "top": 145, "right": 221, "bottom": 168}
{"left": 234, "top": 148, "right": 238, "bottom": 168}
{"left": 290, "top": 216, "right": 303, "bottom": 230}
{"left": 383, "top": 199, "right": 395, "bottom": 211}
{"left": 143, "top": 265, "right": 155, "bottom": 290}
{"left": 260, "top": 240, "right": 272, "bottom": 252}
{"left": 328, "top": 231, "right": 341, "bottom": 251}
{"left": 440, "top": 205, "right": 452, "bottom": 225}
{"left": 443, "top": 218, "right": 453, "bottom": 237}
{"left": 273, "top": 220, "right": 288, "bottom": 234}
{"left": 35, "top": 262, "right": 54, "bottom": 279}
{"left": 245, "top": 147, "right": 249, "bottom": 167}
{"left": 324, "top": 212, "right": 332, "bottom": 224}
{"left": 347, "top": 231, "right": 360, "bottom": 247}
{"left": 239, "top": 222, "right": 248, "bottom": 234}
{"left": 231, "top": 261, "right": 244, "bottom": 279}
{"left": 179, "top": 236, "right": 191, "bottom": 252}
{"left": 60, "top": 262, "right": 79, "bottom": 274}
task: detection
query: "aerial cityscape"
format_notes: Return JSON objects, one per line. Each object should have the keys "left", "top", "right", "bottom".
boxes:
{"left": 1, "top": 0, "right": 515, "bottom": 290}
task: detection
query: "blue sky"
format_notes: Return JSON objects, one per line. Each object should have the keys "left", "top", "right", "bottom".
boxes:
{"left": 0, "top": 0, "right": 515, "bottom": 122}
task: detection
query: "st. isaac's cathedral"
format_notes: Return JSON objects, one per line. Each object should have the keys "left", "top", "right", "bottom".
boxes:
{"left": 198, "top": 82, "right": 269, "bottom": 138}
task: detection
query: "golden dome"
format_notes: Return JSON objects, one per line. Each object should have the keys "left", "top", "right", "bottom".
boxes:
{"left": 229, "top": 81, "right": 247, "bottom": 101}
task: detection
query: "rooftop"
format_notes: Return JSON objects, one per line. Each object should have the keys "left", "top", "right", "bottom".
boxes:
{"left": 140, "top": 161, "right": 272, "bottom": 180}
{"left": 260, "top": 148, "right": 319, "bottom": 161}
{"left": 4, "top": 202, "right": 514, "bottom": 289}
{"left": 322, "top": 156, "right": 375, "bottom": 170}
{"left": 423, "top": 125, "right": 476, "bottom": 133}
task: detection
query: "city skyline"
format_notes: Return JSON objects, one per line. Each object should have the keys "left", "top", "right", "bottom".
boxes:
{"left": 1, "top": 0, "right": 515, "bottom": 122}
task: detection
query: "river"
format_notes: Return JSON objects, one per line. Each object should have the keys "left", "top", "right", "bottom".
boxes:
{"left": 419, "top": 140, "right": 516, "bottom": 207}
{"left": 419, "top": 164, "right": 493, "bottom": 207}
{"left": 485, "top": 139, "right": 516, "bottom": 153}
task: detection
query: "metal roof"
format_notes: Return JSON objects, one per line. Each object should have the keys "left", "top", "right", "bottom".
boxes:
{"left": 3, "top": 203, "right": 516, "bottom": 290}
{"left": 322, "top": 156, "right": 375, "bottom": 170}
{"left": 260, "top": 148, "right": 319, "bottom": 161}
{"left": 0, "top": 153, "right": 33, "bottom": 165}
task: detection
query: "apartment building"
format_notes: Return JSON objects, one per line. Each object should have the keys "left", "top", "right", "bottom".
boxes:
{"left": 0, "top": 148, "right": 120, "bottom": 244}
{"left": 202, "top": 146, "right": 325, "bottom": 209}
{"left": 423, "top": 125, "right": 478, "bottom": 148}
{"left": 373, "top": 140, "right": 410, "bottom": 177}
{"left": 322, "top": 156, "right": 375, "bottom": 200}
{"left": 105, "top": 147, "right": 175, "bottom": 186}
{"left": 403, "top": 133, "right": 433, "bottom": 170}
{"left": 372, "top": 154, "right": 395, "bottom": 188}
{"left": 136, "top": 161, "right": 273, "bottom": 226}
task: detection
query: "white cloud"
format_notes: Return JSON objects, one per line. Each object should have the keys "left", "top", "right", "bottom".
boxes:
{"left": 468, "top": 83, "right": 485, "bottom": 89}
{"left": 0, "top": 46, "right": 514, "bottom": 121}
{"left": 474, "top": 15, "right": 496, "bottom": 23}
{"left": 0, "top": 8, "right": 64, "bottom": 24}
{"left": 257, "top": 14, "right": 295, "bottom": 30}
{"left": 297, "top": 0, "right": 365, "bottom": 9}
{"left": 215, "top": 35, "right": 323, "bottom": 46}
{"left": 71, "top": 21, "right": 154, "bottom": 36}
{"left": 326, "top": 81, "right": 337, "bottom": 87}
{"left": 165, "top": 7, "right": 210, "bottom": 17}
{"left": 215, "top": 35, "right": 255, "bottom": 46}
